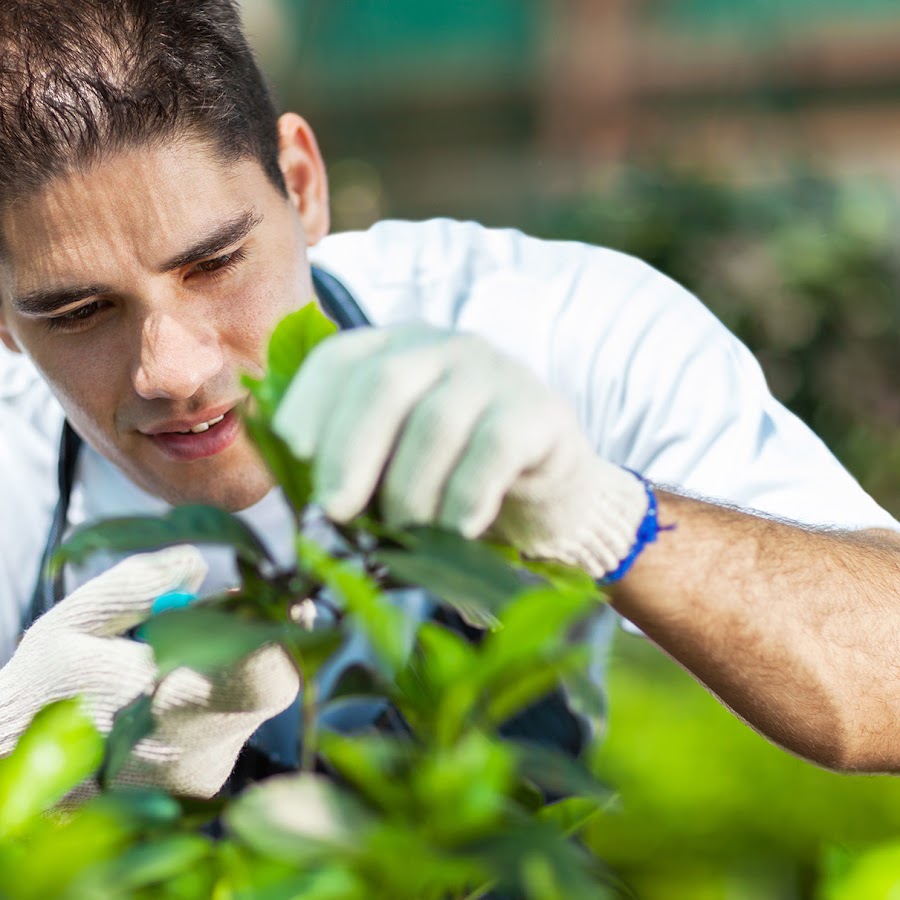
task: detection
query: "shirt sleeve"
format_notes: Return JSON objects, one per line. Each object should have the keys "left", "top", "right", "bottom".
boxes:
{"left": 0, "top": 351, "right": 63, "bottom": 664}
{"left": 543, "top": 238, "right": 899, "bottom": 531}
{"left": 315, "top": 218, "right": 898, "bottom": 532}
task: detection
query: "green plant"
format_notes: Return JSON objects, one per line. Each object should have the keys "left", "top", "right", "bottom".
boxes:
{"left": 0, "top": 305, "right": 621, "bottom": 900}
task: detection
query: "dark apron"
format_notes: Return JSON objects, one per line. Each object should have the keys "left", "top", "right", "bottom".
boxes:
{"left": 26, "top": 265, "right": 586, "bottom": 784}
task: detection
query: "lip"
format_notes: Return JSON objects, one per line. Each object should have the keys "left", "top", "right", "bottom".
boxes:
{"left": 145, "top": 407, "right": 242, "bottom": 463}
{"left": 141, "top": 401, "right": 240, "bottom": 436}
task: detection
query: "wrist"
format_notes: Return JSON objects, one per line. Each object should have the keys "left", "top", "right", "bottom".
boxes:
{"left": 599, "top": 473, "right": 670, "bottom": 585}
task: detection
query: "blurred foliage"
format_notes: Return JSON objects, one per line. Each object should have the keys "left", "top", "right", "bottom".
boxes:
{"left": 586, "top": 633, "right": 900, "bottom": 899}
{"left": 530, "top": 166, "right": 900, "bottom": 517}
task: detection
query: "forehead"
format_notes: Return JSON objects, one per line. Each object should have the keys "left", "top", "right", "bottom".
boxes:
{"left": 0, "top": 138, "right": 272, "bottom": 291}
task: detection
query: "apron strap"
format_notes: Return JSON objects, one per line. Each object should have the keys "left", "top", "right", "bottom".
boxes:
{"left": 23, "top": 419, "right": 82, "bottom": 631}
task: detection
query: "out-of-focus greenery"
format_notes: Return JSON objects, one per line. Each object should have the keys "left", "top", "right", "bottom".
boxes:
{"left": 585, "top": 633, "right": 900, "bottom": 899}
{"left": 530, "top": 166, "right": 900, "bottom": 518}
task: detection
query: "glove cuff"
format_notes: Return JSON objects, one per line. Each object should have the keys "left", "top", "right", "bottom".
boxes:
{"left": 598, "top": 472, "right": 664, "bottom": 585}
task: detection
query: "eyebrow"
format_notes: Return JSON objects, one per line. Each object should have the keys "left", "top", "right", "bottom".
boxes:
{"left": 13, "top": 209, "right": 263, "bottom": 316}
{"left": 160, "top": 209, "right": 263, "bottom": 272}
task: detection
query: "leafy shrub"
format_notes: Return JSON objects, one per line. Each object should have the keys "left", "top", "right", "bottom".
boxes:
{"left": 0, "top": 305, "right": 621, "bottom": 900}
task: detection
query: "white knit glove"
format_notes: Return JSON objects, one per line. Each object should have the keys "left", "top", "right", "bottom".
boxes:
{"left": 274, "top": 325, "right": 653, "bottom": 579}
{"left": 0, "top": 546, "right": 300, "bottom": 798}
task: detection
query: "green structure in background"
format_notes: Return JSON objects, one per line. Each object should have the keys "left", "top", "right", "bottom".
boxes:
{"left": 284, "top": 0, "right": 539, "bottom": 104}
{"left": 655, "top": 0, "right": 900, "bottom": 33}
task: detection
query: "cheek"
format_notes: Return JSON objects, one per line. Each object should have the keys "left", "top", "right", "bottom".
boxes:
{"left": 37, "top": 347, "right": 118, "bottom": 418}
{"left": 216, "top": 260, "right": 310, "bottom": 358}
{"left": 16, "top": 328, "right": 127, "bottom": 432}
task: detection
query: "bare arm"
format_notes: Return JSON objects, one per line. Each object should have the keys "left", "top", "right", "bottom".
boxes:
{"left": 609, "top": 490, "right": 900, "bottom": 772}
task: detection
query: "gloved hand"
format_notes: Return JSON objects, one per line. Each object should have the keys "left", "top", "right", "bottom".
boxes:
{"left": 274, "top": 325, "right": 654, "bottom": 579}
{"left": 0, "top": 546, "right": 300, "bottom": 798}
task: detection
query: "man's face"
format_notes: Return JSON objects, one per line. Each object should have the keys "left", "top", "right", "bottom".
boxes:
{"left": 0, "top": 126, "right": 327, "bottom": 511}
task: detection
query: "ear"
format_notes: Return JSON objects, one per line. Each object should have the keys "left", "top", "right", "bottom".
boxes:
{"left": 277, "top": 113, "right": 330, "bottom": 246}
{"left": 0, "top": 302, "right": 21, "bottom": 354}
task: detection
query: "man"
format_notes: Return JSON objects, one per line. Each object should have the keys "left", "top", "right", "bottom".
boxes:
{"left": 0, "top": 0, "right": 898, "bottom": 798}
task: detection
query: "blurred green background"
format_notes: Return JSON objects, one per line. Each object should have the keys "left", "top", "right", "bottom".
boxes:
{"left": 244, "top": 3, "right": 900, "bottom": 896}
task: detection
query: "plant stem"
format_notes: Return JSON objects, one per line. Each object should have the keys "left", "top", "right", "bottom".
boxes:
{"left": 284, "top": 637, "right": 318, "bottom": 772}
{"left": 459, "top": 882, "right": 496, "bottom": 900}
{"left": 301, "top": 679, "right": 318, "bottom": 772}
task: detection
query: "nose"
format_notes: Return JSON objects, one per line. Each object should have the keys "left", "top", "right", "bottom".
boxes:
{"left": 131, "top": 311, "right": 225, "bottom": 401}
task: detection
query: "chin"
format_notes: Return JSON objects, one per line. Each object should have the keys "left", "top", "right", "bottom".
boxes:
{"left": 150, "top": 464, "right": 275, "bottom": 512}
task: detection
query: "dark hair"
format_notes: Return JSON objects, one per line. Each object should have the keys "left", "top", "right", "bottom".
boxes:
{"left": 0, "top": 0, "right": 286, "bottom": 207}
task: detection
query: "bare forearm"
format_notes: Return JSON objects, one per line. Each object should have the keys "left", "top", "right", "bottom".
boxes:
{"left": 609, "top": 490, "right": 900, "bottom": 772}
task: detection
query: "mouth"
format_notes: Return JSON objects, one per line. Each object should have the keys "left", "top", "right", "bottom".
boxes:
{"left": 143, "top": 406, "right": 242, "bottom": 463}
{"left": 174, "top": 412, "right": 226, "bottom": 435}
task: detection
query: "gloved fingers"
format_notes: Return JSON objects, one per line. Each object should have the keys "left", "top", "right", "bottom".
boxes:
{"left": 215, "top": 643, "right": 300, "bottom": 713}
{"left": 380, "top": 361, "right": 496, "bottom": 527}
{"left": 438, "top": 396, "right": 565, "bottom": 539}
{"left": 44, "top": 635, "right": 158, "bottom": 733}
{"left": 273, "top": 327, "right": 391, "bottom": 460}
{"left": 47, "top": 545, "right": 208, "bottom": 637}
{"left": 144, "top": 645, "right": 300, "bottom": 799}
{"left": 312, "top": 331, "right": 454, "bottom": 522}
{"left": 152, "top": 644, "right": 299, "bottom": 716}
{"left": 147, "top": 710, "right": 275, "bottom": 798}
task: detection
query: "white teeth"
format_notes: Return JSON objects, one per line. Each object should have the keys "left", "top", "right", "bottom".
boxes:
{"left": 179, "top": 414, "right": 227, "bottom": 435}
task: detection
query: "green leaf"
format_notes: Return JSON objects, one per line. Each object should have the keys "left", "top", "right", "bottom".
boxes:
{"left": 475, "top": 822, "right": 612, "bottom": 900}
{"left": 99, "top": 693, "right": 155, "bottom": 789}
{"left": 90, "top": 788, "right": 183, "bottom": 829}
{"left": 282, "top": 624, "right": 345, "bottom": 682}
{"left": 225, "top": 773, "right": 374, "bottom": 862}
{"left": 482, "top": 651, "right": 586, "bottom": 728}
{"left": 325, "top": 662, "right": 391, "bottom": 703}
{"left": 243, "top": 410, "right": 314, "bottom": 511}
{"left": 100, "top": 834, "right": 212, "bottom": 891}
{"left": 395, "top": 623, "right": 481, "bottom": 743}
{"left": 142, "top": 607, "right": 288, "bottom": 677}
{"left": 411, "top": 733, "right": 514, "bottom": 843}
{"left": 298, "top": 537, "right": 408, "bottom": 674}
{"left": 317, "top": 732, "right": 409, "bottom": 813}
{"left": 53, "top": 505, "right": 273, "bottom": 574}
{"left": 374, "top": 527, "right": 531, "bottom": 629}
{"left": 244, "top": 302, "right": 338, "bottom": 418}
{"left": 481, "top": 586, "right": 597, "bottom": 681}
{"left": 560, "top": 667, "right": 607, "bottom": 726}
{"left": 537, "top": 797, "right": 606, "bottom": 837}
{"left": 0, "top": 700, "right": 104, "bottom": 839}
{"left": 516, "top": 557, "right": 602, "bottom": 597}
{"left": 270, "top": 302, "right": 337, "bottom": 382}
{"left": 514, "top": 743, "right": 613, "bottom": 804}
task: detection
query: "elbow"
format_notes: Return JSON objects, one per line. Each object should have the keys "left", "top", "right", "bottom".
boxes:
{"left": 783, "top": 701, "right": 900, "bottom": 775}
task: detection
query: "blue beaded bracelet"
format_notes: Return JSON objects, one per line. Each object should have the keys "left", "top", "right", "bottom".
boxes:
{"left": 599, "top": 474, "right": 671, "bottom": 585}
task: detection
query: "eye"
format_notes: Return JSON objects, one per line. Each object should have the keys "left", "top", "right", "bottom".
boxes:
{"left": 45, "top": 300, "right": 110, "bottom": 334}
{"left": 191, "top": 246, "right": 247, "bottom": 278}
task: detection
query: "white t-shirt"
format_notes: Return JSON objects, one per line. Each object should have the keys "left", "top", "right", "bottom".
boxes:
{"left": 1, "top": 218, "right": 896, "bottom": 665}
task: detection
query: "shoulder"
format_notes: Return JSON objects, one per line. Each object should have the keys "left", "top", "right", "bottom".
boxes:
{"left": 310, "top": 220, "right": 898, "bottom": 531}
{"left": 308, "top": 217, "right": 668, "bottom": 363}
